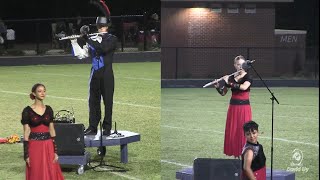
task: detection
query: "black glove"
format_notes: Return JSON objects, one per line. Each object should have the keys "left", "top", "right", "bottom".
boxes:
{"left": 216, "top": 79, "right": 226, "bottom": 95}
{"left": 23, "top": 141, "right": 29, "bottom": 160}
{"left": 230, "top": 82, "right": 241, "bottom": 89}
{"left": 52, "top": 137, "right": 57, "bottom": 153}
{"left": 80, "top": 25, "right": 90, "bottom": 35}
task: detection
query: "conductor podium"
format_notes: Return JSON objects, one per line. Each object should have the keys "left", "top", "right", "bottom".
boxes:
{"left": 84, "top": 130, "right": 141, "bottom": 163}
{"left": 54, "top": 123, "right": 140, "bottom": 174}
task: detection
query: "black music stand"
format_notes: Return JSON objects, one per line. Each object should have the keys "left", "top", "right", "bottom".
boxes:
{"left": 249, "top": 63, "right": 279, "bottom": 180}
{"left": 87, "top": 121, "right": 126, "bottom": 172}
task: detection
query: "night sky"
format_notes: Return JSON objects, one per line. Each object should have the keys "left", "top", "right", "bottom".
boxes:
{"left": 0, "top": 0, "right": 318, "bottom": 46}
{"left": 0, "top": 0, "right": 161, "bottom": 18}
{"left": 275, "top": 0, "right": 319, "bottom": 46}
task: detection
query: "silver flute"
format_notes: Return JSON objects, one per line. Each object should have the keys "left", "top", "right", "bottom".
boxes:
{"left": 203, "top": 70, "right": 242, "bottom": 88}
{"left": 59, "top": 32, "right": 108, "bottom": 40}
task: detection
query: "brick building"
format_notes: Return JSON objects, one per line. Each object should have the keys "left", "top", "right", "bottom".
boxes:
{"left": 161, "top": 0, "right": 306, "bottom": 79}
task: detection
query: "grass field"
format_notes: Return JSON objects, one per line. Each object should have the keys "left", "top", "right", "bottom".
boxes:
{"left": 0, "top": 62, "right": 160, "bottom": 180}
{"left": 0, "top": 61, "right": 318, "bottom": 180}
{"left": 161, "top": 88, "right": 319, "bottom": 180}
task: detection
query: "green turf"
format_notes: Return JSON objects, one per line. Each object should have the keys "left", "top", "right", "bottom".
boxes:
{"left": 0, "top": 62, "right": 160, "bottom": 180}
{"left": 161, "top": 88, "right": 319, "bottom": 180}
{"left": 0, "top": 62, "right": 318, "bottom": 179}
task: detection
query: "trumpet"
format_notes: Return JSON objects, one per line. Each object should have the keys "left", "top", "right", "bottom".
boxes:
{"left": 58, "top": 32, "right": 108, "bottom": 41}
{"left": 203, "top": 70, "right": 242, "bottom": 88}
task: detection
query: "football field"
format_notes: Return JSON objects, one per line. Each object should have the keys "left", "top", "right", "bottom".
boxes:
{"left": 0, "top": 62, "right": 160, "bottom": 180}
{"left": 161, "top": 87, "right": 319, "bottom": 180}
{"left": 0, "top": 61, "right": 318, "bottom": 180}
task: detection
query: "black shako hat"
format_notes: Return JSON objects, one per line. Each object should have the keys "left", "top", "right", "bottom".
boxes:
{"left": 90, "top": 16, "right": 110, "bottom": 26}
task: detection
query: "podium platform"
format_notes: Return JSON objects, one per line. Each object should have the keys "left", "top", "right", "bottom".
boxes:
{"left": 58, "top": 130, "right": 140, "bottom": 174}
{"left": 176, "top": 167, "right": 193, "bottom": 180}
{"left": 58, "top": 151, "right": 91, "bottom": 174}
{"left": 84, "top": 130, "right": 141, "bottom": 163}
{"left": 176, "top": 167, "right": 295, "bottom": 180}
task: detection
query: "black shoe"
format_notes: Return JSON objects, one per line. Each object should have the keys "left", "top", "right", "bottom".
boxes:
{"left": 102, "top": 130, "right": 111, "bottom": 136}
{"left": 84, "top": 128, "right": 97, "bottom": 135}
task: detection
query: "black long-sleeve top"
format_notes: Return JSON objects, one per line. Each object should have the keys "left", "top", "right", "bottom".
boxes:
{"left": 80, "top": 33, "right": 118, "bottom": 71}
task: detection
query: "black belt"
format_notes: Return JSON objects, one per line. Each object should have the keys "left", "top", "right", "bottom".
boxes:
{"left": 230, "top": 99, "right": 250, "bottom": 105}
{"left": 29, "top": 132, "right": 51, "bottom": 140}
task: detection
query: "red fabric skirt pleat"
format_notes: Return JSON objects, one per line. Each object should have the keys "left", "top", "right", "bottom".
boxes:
{"left": 224, "top": 104, "right": 252, "bottom": 157}
{"left": 242, "top": 166, "right": 266, "bottom": 180}
{"left": 26, "top": 139, "right": 64, "bottom": 180}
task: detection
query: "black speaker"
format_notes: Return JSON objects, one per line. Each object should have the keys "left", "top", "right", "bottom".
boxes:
{"left": 193, "top": 158, "right": 241, "bottom": 180}
{"left": 54, "top": 123, "right": 85, "bottom": 155}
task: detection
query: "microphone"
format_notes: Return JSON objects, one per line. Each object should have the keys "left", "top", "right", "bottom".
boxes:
{"left": 242, "top": 60, "right": 255, "bottom": 70}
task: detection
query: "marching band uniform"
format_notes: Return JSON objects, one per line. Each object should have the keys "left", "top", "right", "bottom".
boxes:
{"left": 71, "top": 17, "right": 118, "bottom": 135}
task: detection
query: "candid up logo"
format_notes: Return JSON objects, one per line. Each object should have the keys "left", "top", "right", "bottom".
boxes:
{"left": 287, "top": 149, "right": 309, "bottom": 173}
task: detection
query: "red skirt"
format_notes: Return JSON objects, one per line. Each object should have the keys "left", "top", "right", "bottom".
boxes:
{"left": 26, "top": 139, "right": 64, "bottom": 180}
{"left": 242, "top": 166, "right": 266, "bottom": 180}
{"left": 224, "top": 103, "right": 252, "bottom": 157}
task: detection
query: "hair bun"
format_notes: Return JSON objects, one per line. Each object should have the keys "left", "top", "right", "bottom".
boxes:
{"left": 29, "top": 93, "right": 35, "bottom": 100}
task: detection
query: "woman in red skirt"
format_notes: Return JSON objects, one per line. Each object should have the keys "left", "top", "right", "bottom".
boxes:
{"left": 21, "top": 83, "right": 64, "bottom": 180}
{"left": 214, "top": 55, "right": 253, "bottom": 158}
{"left": 241, "top": 121, "right": 266, "bottom": 180}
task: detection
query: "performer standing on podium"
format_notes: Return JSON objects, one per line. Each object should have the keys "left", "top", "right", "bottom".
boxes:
{"left": 70, "top": 0, "right": 117, "bottom": 136}
{"left": 70, "top": 16, "right": 118, "bottom": 136}
{"left": 213, "top": 55, "right": 253, "bottom": 158}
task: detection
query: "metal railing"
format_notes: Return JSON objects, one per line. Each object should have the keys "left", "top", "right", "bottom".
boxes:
{"left": 0, "top": 14, "right": 160, "bottom": 55}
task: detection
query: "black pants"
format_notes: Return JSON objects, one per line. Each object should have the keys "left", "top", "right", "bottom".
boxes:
{"left": 88, "top": 67, "right": 114, "bottom": 131}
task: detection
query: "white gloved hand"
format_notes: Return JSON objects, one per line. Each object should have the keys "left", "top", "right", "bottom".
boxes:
{"left": 70, "top": 40, "right": 89, "bottom": 59}
{"left": 70, "top": 39, "right": 77, "bottom": 44}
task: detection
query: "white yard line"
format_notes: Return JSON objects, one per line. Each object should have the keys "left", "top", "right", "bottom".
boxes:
{"left": 110, "top": 172, "right": 141, "bottom": 180}
{"left": 160, "top": 160, "right": 191, "bottom": 167}
{"left": 10, "top": 71, "right": 159, "bottom": 82}
{"left": 0, "top": 90, "right": 160, "bottom": 109}
{"left": 162, "top": 125, "right": 319, "bottom": 147}
{"left": 162, "top": 125, "right": 224, "bottom": 134}
{"left": 162, "top": 108, "right": 317, "bottom": 120}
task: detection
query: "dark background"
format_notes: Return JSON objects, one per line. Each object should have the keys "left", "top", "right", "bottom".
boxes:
{"left": 0, "top": 0, "right": 160, "bottom": 18}
{"left": 0, "top": 0, "right": 161, "bottom": 43}
{"left": 0, "top": 0, "right": 318, "bottom": 47}
{"left": 275, "top": 0, "right": 319, "bottom": 47}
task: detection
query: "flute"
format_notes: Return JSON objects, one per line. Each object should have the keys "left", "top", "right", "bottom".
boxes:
{"left": 203, "top": 70, "right": 242, "bottom": 88}
{"left": 58, "top": 32, "right": 108, "bottom": 40}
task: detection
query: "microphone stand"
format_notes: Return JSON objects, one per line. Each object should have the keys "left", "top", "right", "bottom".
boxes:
{"left": 87, "top": 121, "right": 125, "bottom": 172}
{"left": 110, "top": 122, "right": 123, "bottom": 136}
{"left": 249, "top": 64, "right": 279, "bottom": 180}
